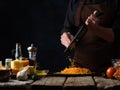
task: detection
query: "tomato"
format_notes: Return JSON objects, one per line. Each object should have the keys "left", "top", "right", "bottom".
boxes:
{"left": 106, "top": 66, "right": 116, "bottom": 79}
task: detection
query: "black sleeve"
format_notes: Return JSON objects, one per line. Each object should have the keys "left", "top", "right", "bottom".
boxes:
{"left": 112, "top": 0, "right": 120, "bottom": 44}
{"left": 60, "top": 0, "right": 78, "bottom": 35}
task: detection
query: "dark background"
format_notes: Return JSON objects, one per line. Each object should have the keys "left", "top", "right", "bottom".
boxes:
{"left": 0, "top": 0, "right": 70, "bottom": 72}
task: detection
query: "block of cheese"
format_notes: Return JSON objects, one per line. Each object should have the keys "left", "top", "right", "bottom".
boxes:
{"left": 11, "top": 59, "right": 23, "bottom": 69}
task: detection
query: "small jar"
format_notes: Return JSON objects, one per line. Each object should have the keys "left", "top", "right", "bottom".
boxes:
{"left": 5, "top": 58, "right": 12, "bottom": 68}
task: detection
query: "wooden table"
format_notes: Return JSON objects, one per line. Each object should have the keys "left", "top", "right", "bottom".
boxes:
{"left": 31, "top": 76, "right": 120, "bottom": 90}
{"left": 0, "top": 79, "right": 33, "bottom": 90}
{"left": 0, "top": 76, "right": 120, "bottom": 90}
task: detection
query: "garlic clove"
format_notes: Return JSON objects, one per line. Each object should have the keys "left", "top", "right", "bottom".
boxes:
{"left": 16, "top": 65, "right": 30, "bottom": 81}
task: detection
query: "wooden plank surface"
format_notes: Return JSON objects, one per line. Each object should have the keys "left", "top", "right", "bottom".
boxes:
{"left": 64, "top": 76, "right": 96, "bottom": 90}
{"left": 0, "top": 79, "right": 33, "bottom": 90}
{"left": 0, "top": 79, "right": 33, "bottom": 86}
{"left": 94, "top": 76, "right": 120, "bottom": 90}
{"left": 31, "top": 76, "right": 66, "bottom": 90}
{"left": 1, "top": 76, "right": 120, "bottom": 90}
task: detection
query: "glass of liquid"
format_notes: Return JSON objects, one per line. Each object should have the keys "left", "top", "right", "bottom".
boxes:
{"left": 5, "top": 58, "right": 12, "bottom": 68}
{"left": 0, "top": 61, "right": 3, "bottom": 68}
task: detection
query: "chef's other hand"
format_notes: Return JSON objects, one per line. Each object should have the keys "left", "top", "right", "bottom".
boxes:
{"left": 60, "top": 32, "right": 74, "bottom": 48}
{"left": 85, "top": 10, "right": 100, "bottom": 25}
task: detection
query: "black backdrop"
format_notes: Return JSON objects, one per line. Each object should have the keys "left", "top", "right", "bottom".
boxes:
{"left": 0, "top": 0, "right": 70, "bottom": 72}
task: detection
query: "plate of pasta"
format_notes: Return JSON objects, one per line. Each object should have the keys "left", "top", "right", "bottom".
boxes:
{"left": 53, "top": 67, "right": 96, "bottom": 76}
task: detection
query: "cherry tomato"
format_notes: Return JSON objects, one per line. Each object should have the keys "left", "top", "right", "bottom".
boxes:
{"left": 106, "top": 66, "right": 116, "bottom": 79}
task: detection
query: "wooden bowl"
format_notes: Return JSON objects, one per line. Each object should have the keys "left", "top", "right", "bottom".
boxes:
{"left": 0, "top": 69, "right": 11, "bottom": 82}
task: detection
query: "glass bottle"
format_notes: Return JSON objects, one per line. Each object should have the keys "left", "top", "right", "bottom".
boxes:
{"left": 15, "top": 43, "right": 23, "bottom": 60}
{"left": 27, "top": 44, "right": 37, "bottom": 66}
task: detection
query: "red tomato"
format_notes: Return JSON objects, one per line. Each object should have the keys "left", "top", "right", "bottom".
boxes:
{"left": 106, "top": 66, "right": 116, "bottom": 79}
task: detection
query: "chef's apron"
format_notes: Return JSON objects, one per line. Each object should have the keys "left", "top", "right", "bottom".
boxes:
{"left": 73, "top": 0, "right": 116, "bottom": 72}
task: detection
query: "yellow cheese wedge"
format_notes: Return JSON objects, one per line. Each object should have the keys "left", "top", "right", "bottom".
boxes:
{"left": 11, "top": 59, "right": 23, "bottom": 69}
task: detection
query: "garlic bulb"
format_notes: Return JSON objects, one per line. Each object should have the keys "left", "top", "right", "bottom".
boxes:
{"left": 16, "top": 65, "right": 30, "bottom": 81}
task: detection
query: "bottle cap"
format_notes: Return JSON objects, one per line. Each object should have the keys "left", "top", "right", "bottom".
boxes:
{"left": 27, "top": 44, "right": 37, "bottom": 52}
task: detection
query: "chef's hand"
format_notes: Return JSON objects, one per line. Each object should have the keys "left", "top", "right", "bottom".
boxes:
{"left": 85, "top": 10, "right": 114, "bottom": 42}
{"left": 60, "top": 32, "right": 74, "bottom": 48}
{"left": 85, "top": 10, "right": 100, "bottom": 32}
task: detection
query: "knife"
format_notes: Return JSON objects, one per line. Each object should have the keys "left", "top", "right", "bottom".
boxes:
{"left": 64, "top": 11, "right": 104, "bottom": 56}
